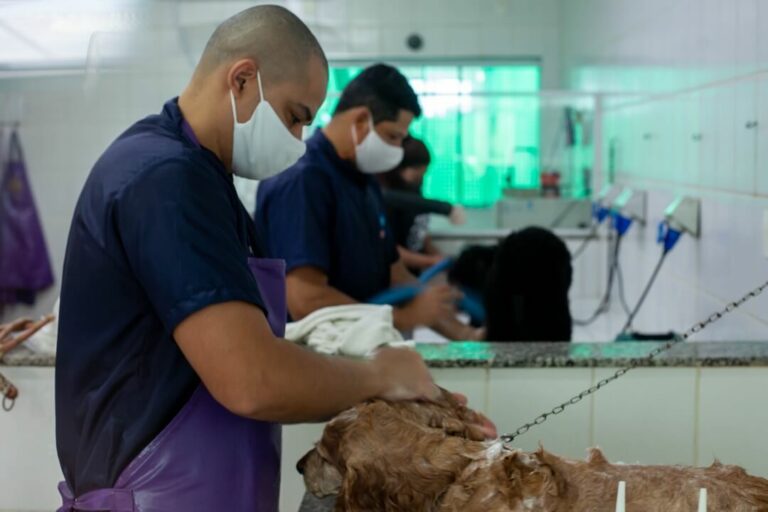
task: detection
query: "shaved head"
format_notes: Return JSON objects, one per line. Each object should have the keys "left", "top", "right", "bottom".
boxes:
{"left": 196, "top": 4, "right": 327, "bottom": 82}
{"left": 178, "top": 4, "right": 328, "bottom": 171}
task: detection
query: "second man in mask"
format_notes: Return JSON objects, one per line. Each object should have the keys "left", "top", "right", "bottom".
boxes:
{"left": 255, "top": 64, "right": 479, "bottom": 340}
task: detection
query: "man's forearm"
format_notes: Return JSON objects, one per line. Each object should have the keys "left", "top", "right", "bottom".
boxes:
{"left": 246, "top": 338, "right": 383, "bottom": 423}
{"left": 422, "top": 236, "right": 441, "bottom": 256}
{"left": 176, "top": 298, "right": 444, "bottom": 425}
{"left": 398, "top": 246, "right": 440, "bottom": 270}
{"left": 176, "top": 301, "right": 386, "bottom": 423}
{"left": 390, "top": 258, "right": 418, "bottom": 287}
{"left": 287, "top": 274, "right": 357, "bottom": 320}
{"left": 382, "top": 190, "right": 453, "bottom": 217}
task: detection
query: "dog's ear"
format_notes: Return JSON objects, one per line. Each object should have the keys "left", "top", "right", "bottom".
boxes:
{"left": 297, "top": 446, "right": 343, "bottom": 497}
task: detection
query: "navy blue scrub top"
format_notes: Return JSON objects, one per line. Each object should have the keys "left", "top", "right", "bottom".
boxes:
{"left": 255, "top": 130, "right": 398, "bottom": 302}
{"left": 56, "top": 98, "right": 266, "bottom": 496}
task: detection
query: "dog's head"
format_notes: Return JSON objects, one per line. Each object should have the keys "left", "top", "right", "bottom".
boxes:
{"left": 296, "top": 407, "right": 357, "bottom": 497}
{"left": 297, "top": 388, "right": 490, "bottom": 503}
{"left": 448, "top": 244, "right": 498, "bottom": 294}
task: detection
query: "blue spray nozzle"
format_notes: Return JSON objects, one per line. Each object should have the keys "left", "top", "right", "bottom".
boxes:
{"left": 593, "top": 203, "right": 611, "bottom": 224}
{"left": 612, "top": 212, "right": 633, "bottom": 237}
{"left": 657, "top": 221, "right": 683, "bottom": 253}
{"left": 664, "top": 227, "right": 683, "bottom": 253}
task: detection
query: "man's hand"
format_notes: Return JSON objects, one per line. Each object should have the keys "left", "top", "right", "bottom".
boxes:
{"left": 371, "top": 347, "right": 440, "bottom": 402}
{"left": 449, "top": 205, "right": 467, "bottom": 226}
{"left": 462, "top": 326, "right": 486, "bottom": 341}
{"left": 371, "top": 359, "right": 498, "bottom": 439}
{"left": 450, "top": 392, "right": 498, "bottom": 440}
{"left": 395, "top": 284, "right": 461, "bottom": 331}
{"left": 473, "top": 412, "right": 498, "bottom": 439}
{"left": 397, "top": 246, "right": 443, "bottom": 271}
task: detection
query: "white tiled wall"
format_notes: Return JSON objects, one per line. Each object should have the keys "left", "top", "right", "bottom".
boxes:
{"left": 592, "top": 368, "right": 697, "bottom": 466}
{"left": 487, "top": 368, "right": 594, "bottom": 457}
{"left": 0, "top": 367, "right": 61, "bottom": 512}
{"left": 311, "top": 0, "right": 562, "bottom": 88}
{"left": 561, "top": 0, "right": 768, "bottom": 340}
{"left": 561, "top": 0, "right": 768, "bottom": 93}
{"left": 575, "top": 190, "right": 768, "bottom": 341}
{"left": 0, "top": 71, "right": 188, "bottom": 322}
{"left": 697, "top": 368, "right": 768, "bottom": 477}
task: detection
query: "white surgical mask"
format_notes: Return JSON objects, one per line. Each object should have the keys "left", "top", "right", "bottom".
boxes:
{"left": 230, "top": 71, "right": 306, "bottom": 180}
{"left": 352, "top": 118, "right": 404, "bottom": 174}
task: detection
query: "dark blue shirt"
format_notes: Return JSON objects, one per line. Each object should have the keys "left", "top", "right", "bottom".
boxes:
{"left": 255, "top": 130, "right": 398, "bottom": 302}
{"left": 56, "top": 99, "right": 265, "bottom": 495}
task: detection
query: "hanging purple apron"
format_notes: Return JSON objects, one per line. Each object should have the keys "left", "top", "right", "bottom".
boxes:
{"left": 57, "top": 258, "right": 287, "bottom": 512}
{"left": 0, "top": 129, "right": 55, "bottom": 305}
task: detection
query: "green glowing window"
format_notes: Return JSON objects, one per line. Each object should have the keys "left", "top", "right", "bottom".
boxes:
{"left": 313, "top": 64, "right": 541, "bottom": 207}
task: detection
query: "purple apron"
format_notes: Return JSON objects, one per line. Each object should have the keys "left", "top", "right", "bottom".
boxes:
{"left": 57, "top": 257, "right": 287, "bottom": 512}
{"left": 0, "top": 129, "right": 55, "bottom": 305}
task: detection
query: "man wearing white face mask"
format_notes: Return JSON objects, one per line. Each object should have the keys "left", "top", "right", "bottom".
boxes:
{"left": 256, "top": 64, "right": 481, "bottom": 340}
{"left": 54, "top": 9, "right": 464, "bottom": 511}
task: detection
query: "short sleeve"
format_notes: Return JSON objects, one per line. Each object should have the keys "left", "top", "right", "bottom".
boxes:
{"left": 115, "top": 157, "right": 265, "bottom": 332}
{"left": 256, "top": 167, "right": 334, "bottom": 273}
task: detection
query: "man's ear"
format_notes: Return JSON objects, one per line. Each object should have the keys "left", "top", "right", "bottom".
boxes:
{"left": 350, "top": 107, "right": 372, "bottom": 142}
{"left": 227, "top": 58, "right": 259, "bottom": 95}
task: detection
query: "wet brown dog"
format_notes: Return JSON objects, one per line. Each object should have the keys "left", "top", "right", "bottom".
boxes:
{"left": 298, "top": 391, "right": 768, "bottom": 511}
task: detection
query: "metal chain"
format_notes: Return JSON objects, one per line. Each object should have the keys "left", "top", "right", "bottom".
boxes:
{"left": 0, "top": 371, "right": 17, "bottom": 412}
{"left": 501, "top": 279, "right": 768, "bottom": 444}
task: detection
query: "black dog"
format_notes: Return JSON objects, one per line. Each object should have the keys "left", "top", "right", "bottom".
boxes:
{"left": 449, "top": 227, "right": 572, "bottom": 342}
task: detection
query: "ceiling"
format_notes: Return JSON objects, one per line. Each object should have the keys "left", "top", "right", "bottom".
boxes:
{"left": 0, "top": 0, "right": 321, "bottom": 70}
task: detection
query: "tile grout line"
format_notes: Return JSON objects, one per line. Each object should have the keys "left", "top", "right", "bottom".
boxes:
{"left": 588, "top": 367, "right": 596, "bottom": 449}
{"left": 693, "top": 367, "right": 701, "bottom": 467}
{"left": 661, "top": 273, "right": 768, "bottom": 329}
{"left": 613, "top": 176, "right": 768, "bottom": 200}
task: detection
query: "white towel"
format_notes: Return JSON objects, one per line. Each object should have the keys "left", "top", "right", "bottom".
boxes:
{"left": 24, "top": 298, "right": 59, "bottom": 354}
{"left": 284, "top": 304, "right": 414, "bottom": 357}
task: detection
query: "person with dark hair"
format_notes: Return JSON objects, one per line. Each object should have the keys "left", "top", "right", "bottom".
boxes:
{"left": 256, "top": 64, "right": 480, "bottom": 340}
{"left": 378, "top": 136, "right": 466, "bottom": 272}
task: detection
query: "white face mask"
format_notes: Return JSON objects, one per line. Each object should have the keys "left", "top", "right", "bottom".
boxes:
{"left": 230, "top": 71, "right": 306, "bottom": 180}
{"left": 352, "top": 118, "right": 404, "bottom": 174}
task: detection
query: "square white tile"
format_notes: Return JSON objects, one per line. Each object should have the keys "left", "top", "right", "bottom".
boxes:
{"left": 0, "top": 368, "right": 61, "bottom": 511}
{"left": 487, "top": 368, "right": 593, "bottom": 459}
{"left": 698, "top": 368, "right": 768, "bottom": 477}
{"left": 757, "top": 77, "right": 768, "bottom": 197}
{"left": 433, "top": 368, "right": 489, "bottom": 414}
{"left": 593, "top": 368, "right": 697, "bottom": 466}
